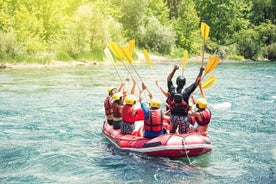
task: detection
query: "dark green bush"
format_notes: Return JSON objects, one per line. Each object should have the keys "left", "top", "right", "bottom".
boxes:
{"left": 266, "top": 43, "right": 276, "bottom": 61}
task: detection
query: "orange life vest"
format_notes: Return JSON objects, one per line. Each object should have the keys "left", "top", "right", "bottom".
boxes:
{"left": 104, "top": 96, "right": 113, "bottom": 115}
{"left": 144, "top": 109, "right": 163, "bottom": 132}
{"left": 122, "top": 105, "right": 136, "bottom": 124}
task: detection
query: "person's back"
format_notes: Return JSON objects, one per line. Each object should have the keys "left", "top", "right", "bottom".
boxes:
{"left": 167, "top": 64, "right": 204, "bottom": 134}
{"left": 121, "top": 95, "right": 137, "bottom": 134}
{"left": 112, "top": 92, "right": 124, "bottom": 130}
{"left": 142, "top": 99, "right": 164, "bottom": 138}
{"left": 104, "top": 87, "right": 117, "bottom": 125}
{"left": 189, "top": 98, "right": 211, "bottom": 135}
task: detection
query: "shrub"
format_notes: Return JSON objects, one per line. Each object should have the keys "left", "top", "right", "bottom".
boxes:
{"left": 138, "top": 16, "right": 176, "bottom": 54}
{"left": 265, "top": 43, "right": 276, "bottom": 61}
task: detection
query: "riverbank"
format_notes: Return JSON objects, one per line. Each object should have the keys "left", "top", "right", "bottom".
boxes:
{"left": 0, "top": 52, "right": 261, "bottom": 70}
{"left": 0, "top": 52, "right": 178, "bottom": 69}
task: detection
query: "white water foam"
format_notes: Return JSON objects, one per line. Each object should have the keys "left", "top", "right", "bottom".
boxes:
{"left": 210, "top": 102, "right": 232, "bottom": 110}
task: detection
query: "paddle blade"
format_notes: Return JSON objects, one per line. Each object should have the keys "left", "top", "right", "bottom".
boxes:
{"left": 143, "top": 49, "right": 152, "bottom": 68}
{"left": 129, "top": 39, "right": 135, "bottom": 57}
{"left": 108, "top": 42, "right": 123, "bottom": 60}
{"left": 205, "top": 56, "right": 220, "bottom": 75}
{"left": 182, "top": 50, "right": 188, "bottom": 72}
{"left": 104, "top": 48, "right": 115, "bottom": 64}
{"left": 120, "top": 47, "right": 133, "bottom": 64}
{"left": 202, "top": 75, "right": 217, "bottom": 90}
{"left": 201, "top": 22, "right": 210, "bottom": 41}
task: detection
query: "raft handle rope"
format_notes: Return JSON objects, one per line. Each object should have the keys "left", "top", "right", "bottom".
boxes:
{"left": 181, "top": 136, "right": 192, "bottom": 165}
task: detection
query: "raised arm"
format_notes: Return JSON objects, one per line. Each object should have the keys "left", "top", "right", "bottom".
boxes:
{"left": 195, "top": 66, "right": 205, "bottom": 86}
{"left": 167, "top": 64, "right": 179, "bottom": 82}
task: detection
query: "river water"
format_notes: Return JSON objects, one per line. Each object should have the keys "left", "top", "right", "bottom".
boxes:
{"left": 0, "top": 61, "right": 275, "bottom": 184}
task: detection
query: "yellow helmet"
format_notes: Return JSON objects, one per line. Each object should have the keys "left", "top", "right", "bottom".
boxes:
{"left": 124, "top": 95, "right": 136, "bottom": 105}
{"left": 196, "top": 98, "right": 208, "bottom": 109}
{"left": 112, "top": 92, "right": 123, "bottom": 101}
{"left": 107, "top": 87, "right": 116, "bottom": 95}
{"left": 149, "top": 98, "right": 161, "bottom": 109}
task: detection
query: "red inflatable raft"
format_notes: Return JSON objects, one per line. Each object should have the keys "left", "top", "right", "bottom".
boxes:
{"left": 102, "top": 118, "right": 212, "bottom": 158}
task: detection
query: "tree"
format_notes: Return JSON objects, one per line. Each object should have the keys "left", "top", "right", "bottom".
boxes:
{"left": 114, "top": 0, "right": 148, "bottom": 41}
{"left": 249, "top": 0, "right": 276, "bottom": 25}
{"left": 194, "top": 0, "right": 250, "bottom": 45}
{"left": 174, "top": 0, "right": 200, "bottom": 54}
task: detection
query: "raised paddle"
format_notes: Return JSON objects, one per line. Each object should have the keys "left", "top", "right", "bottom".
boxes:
{"left": 203, "top": 56, "right": 220, "bottom": 79}
{"left": 142, "top": 49, "right": 167, "bottom": 100}
{"left": 182, "top": 50, "right": 188, "bottom": 75}
{"left": 129, "top": 39, "right": 135, "bottom": 57}
{"left": 120, "top": 46, "right": 150, "bottom": 93}
{"left": 108, "top": 42, "right": 140, "bottom": 90}
{"left": 104, "top": 47, "right": 123, "bottom": 81}
{"left": 143, "top": 49, "right": 155, "bottom": 76}
{"left": 200, "top": 22, "right": 210, "bottom": 67}
{"left": 201, "top": 75, "right": 217, "bottom": 90}
{"left": 193, "top": 75, "right": 217, "bottom": 97}
{"left": 108, "top": 42, "right": 123, "bottom": 60}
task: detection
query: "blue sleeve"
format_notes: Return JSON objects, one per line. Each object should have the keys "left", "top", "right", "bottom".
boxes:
{"left": 141, "top": 102, "right": 149, "bottom": 119}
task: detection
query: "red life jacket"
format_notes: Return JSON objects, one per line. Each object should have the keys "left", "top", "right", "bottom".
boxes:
{"left": 144, "top": 109, "right": 163, "bottom": 132}
{"left": 113, "top": 102, "right": 123, "bottom": 118}
{"left": 169, "top": 88, "right": 189, "bottom": 115}
{"left": 195, "top": 108, "right": 211, "bottom": 126}
{"left": 122, "top": 105, "right": 136, "bottom": 124}
{"left": 104, "top": 96, "right": 113, "bottom": 115}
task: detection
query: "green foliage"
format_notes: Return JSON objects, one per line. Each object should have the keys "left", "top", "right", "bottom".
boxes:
{"left": 265, "top": 43, "right": 276, "bottom": 61}
{"left": 194, "top": 0, "right": 250, "bottom": 45}
{"left": 236, "top": 29, "right": 261, "bottom": 60}
{"left": 138, "top": 16, "right": 176, "bottom": 54}
{"left": 147, "top": 0, "right": 170, "bottom": 25}
{"left": 0, "top": 0, "right": 275, "bottom": 64}
{"left": 115, "top": 0, "right": 147, "bottom": 40}
{"left": 55, "top": 51, "right": 72, "bottom": 61}
{"left": 173, "top": 0, "right": 200, "bottom": 54}
{"left": 250, "top": 0, "right": 276, "bottom": 25}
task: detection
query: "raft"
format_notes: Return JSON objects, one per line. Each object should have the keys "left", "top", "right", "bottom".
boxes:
{"left": 102, "top": 117, "right": 212, "bottom": 158}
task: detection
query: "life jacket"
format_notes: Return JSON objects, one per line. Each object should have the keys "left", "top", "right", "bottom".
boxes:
{"left": 169, "top": 88, "right": 189, "bottom": 115}
{"left": 122, "top": 105, "right": 136, "bottom": 124}
{"left": 188, "top": 114, "right": 196, "bottom": 125}
{"left": 113, "top": 102, "right": 123, "bottom": 118}
{"left": 104, "top": 96, "right": 113, "bottom": 115}
{"left": 144, "top": 109, "right": 163, "bottom": 132}
{"left": 195, "top": 107, "right": 211, "bottom": 126}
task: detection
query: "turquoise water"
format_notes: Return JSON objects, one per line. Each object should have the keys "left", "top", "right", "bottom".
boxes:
{"left": 0, "top": 61, "right": 275, "bottom": 183}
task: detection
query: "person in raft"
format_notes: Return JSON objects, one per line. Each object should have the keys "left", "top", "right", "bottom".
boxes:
{"left": 112, "top": 92, "right": 124, "bottom": 130}
{"left": 139, "top": 83, "right": 164, "bottom": 138}
{"left": 167, "top": 64, "right": 204, "bottom": 134}
{"left": 121, "top": 95, "right": 138, "bottom": 134}
{"left": 104, "top": 87, "right": 117, "bottom": 125}
{"left": 188, "top": 98, "right": 212, "bottom": 136}
{"left": 104, "top": 78, "right": 133, "bottom": 125}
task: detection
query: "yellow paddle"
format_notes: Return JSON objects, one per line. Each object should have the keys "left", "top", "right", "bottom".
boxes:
{"left": 104, "top": 47, "right": 123, "bottom": 81}
{"left": 203, "top": 56, "right": 220, "bottom": 79}
{"left": 200, "top": 22, "right": 210, "bottom": 67}
{"left": 108, "top": 42, "right": 123, "bottom": 60}
{"left": 129, "top": 39, "right": 135, "bottom": 57}
{"left": 120, "top": 46, "right": 133, "bottom": 64}
{"left": 108, "top": 42, "right": 140, "bottom": 91}
{"left": 202, "top": 75, "right": 217, "bottom": 90}
{"left": 182, "top": 50, "right": 188, "bottom": 75}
